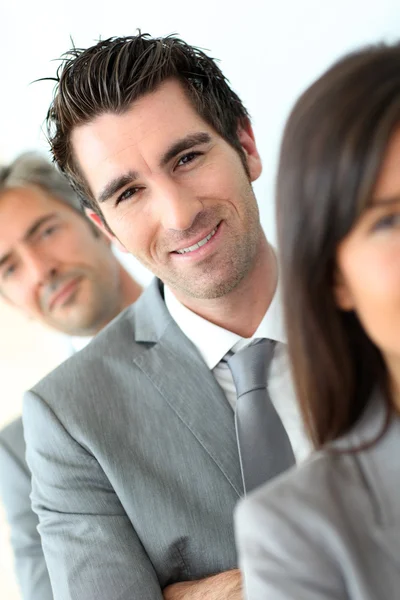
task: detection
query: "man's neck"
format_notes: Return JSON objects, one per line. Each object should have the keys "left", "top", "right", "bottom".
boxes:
{"left": 171, "top": 237, "right": 277, "bottom": 338}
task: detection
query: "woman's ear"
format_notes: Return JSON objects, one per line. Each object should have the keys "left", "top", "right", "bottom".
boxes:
{"left": 333, "top": 267, "right": 355, "bottom": 311}
{"left": 85, "top": 209, "right": 128, "bottom": 253}
{"left": 237, "top": 119, "right": 262, "bottom": 182}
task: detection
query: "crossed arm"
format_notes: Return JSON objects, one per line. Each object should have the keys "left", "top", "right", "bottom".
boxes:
{"left": 23, "top": 390, "right": 242, "bottom": 600}
{"left": 163, "top": 569, "right": 242, "bottom": 600}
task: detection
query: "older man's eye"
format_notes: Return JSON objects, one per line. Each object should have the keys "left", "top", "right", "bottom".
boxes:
{"left": 41, "top": 225, "right": 58, "bottom": 239}
{"left": 3, "top": 263, "right": 17, "bottom": 279}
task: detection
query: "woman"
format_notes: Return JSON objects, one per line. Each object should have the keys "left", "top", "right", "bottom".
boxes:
{"left": 235, "top": 42, "right": 400, "bottom": 600}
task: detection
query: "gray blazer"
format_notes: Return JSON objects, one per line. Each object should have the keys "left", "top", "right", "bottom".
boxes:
{"left": 23, "top": 279, "right": 245, "bottom": 600}
{"left": 235, "top": 395, "right": 400, "bottom": 600}
{"left": 0, "top": 417, "right": 53, "bottom": 599}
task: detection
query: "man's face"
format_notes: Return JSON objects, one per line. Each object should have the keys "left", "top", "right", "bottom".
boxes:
{"left": 73, "top": 79, "right": 263, "bottom": 301}
{"left": 0, "top": 186, "right": 124, "bottom": 335}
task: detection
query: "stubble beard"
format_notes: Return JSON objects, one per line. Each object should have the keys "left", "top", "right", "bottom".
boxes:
{"left": 163, "top": 210, "right": 263, "bottom": 301}
{"left": 45, "top": 275, "right": 123, "bottom": 336}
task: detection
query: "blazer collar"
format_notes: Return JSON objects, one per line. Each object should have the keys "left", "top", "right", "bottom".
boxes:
{"left": 133, "top": 278, "right": 173, "bottom": 343}
{"left": 333, "top": 392, "right": 400, "bottom": 526}
{"left": 130, "top": 277, "right": 243, "bottom": 497}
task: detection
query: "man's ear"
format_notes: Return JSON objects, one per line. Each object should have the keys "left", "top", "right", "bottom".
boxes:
{"left": 237, "top": 119, "right": 262, "bottom": 182}
{"left": 333, "top": 268, "right": 355, "bottom": 311}
{"left": 85, "top": 209, "right": 128, "bottom": 253}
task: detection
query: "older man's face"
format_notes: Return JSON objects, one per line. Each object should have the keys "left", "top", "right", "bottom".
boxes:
{"left": 0, "top": 186, "right": 123, "bottom": 335}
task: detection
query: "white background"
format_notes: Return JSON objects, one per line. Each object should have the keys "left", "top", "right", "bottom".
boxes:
{"left": 1, "top": 1, "right": 399, "bottom": 597}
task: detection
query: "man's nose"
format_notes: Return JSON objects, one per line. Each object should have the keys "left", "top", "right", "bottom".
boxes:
{"left": 22, "top": 247, "right": 58, "bottom": 287}
{"left": 156, "top": 180, "right": 203, "bottom": 231}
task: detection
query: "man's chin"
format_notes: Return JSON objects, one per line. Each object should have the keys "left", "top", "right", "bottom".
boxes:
{"left": 167, "top": 272, "right": 244, "bottom": 301}
{"left": 43, "top": 309, "right": 92, "bottom": 337}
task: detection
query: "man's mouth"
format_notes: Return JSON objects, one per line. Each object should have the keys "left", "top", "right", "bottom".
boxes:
{"left": 47, "top": 277, "right": 82, "bottom": 311}
{"left": 174, "top": 224, "right": 219, "bottom": 255}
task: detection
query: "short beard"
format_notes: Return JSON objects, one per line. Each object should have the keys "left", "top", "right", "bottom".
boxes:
{"left": 163, "top": 223, "right": 263, "bottom": 300}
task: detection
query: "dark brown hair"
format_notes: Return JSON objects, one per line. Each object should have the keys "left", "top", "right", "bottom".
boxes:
{"left": 45, "top": 33, "right": 250, "bottom": 219}
{"left": 277, "top": 43, "right": 400, "bottom": 448}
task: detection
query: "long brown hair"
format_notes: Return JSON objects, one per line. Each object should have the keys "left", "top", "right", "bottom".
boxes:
{"left": 277, "top": 43, "right": 400, "bottom": 448}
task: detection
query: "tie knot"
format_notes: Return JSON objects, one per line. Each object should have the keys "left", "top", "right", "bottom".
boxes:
{"left": 227, "top": 338, "right": 276, "bottom": 398}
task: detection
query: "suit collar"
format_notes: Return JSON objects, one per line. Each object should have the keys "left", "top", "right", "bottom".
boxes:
{"left": 359, "top": 397, "right": 400, "bottom": 526}
{"left": 131, "top": 277, "right": 243, "bottom": 497}
{"left": 133, "top": 278, "right": 173, "bottom": 343}
{"left": 163, "top": 279, "right": 286, "bottom": 370}
{"left": 333, "top": 392, "right": 400, "bottom": 526}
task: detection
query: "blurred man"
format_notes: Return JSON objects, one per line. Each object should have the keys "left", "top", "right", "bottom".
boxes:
{"left": 24, "top": 35, "right": 310, "bottom": 600}
{"left": 0, "top": 152, "right": 142, "bottom": 600}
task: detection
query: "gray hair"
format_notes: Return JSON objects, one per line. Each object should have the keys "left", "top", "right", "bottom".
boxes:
{"left": 0, "top": 151, "right": 82, "bottom": 212}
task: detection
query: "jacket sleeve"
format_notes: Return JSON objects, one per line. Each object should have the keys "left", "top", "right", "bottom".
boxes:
{"left": 0, "top": 425, "right": 53, "bottom": 600}
{"left": 235, "top": 484, "right": 346, "bottom": 600}
{"left": 23, "top": 390, "right": 163, "bottom": 600}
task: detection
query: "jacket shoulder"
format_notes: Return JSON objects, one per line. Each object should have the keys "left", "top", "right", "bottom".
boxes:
{"left": 0, "top": 417, "right": 25, "bottom": 460}
{"left": 0, "top": 416, "right": 29, "bottom": 476}
{"left": 31, "top": 303, "right": 137, "bottom": 393}
{"left": 237, "top": 449, "right": 366, "bottom": 545}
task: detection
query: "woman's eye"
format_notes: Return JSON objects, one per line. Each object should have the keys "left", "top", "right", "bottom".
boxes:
{"left": 116, "top": 187, "right": 140, "bottom": 206}
{"left": 177, "top": 152, "right": 201, "bottom": 167}
{"left": 373, "top": 214, "right": 400, "bottom": 231}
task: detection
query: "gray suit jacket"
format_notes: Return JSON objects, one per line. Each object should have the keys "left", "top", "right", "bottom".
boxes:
{"left": 0, "top": 417, "right": 53, "bottom": 599}
{"left": 23, "top": 279, "right": 245, "bottom": 600}
{"left": 235, "top": 395, "right": 400, "bottom": 600}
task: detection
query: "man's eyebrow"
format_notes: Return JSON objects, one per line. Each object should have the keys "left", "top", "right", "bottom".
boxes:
{"left": 0, "top": 214, "right": 57, "bottom": 268}
{"left": 98, "top": 171, "right": 139, "bottom": 205}
{"left": 0, "top": 251, "right": 11, "bottom": 269}
{"left": 23, "top": 214, "right": 58, "bottom": 241}
{"left": 160, "top": 132, "right": 212, "bottom": 167}
{"left": 97, "top": 133, "right": 212, "bottom": 205}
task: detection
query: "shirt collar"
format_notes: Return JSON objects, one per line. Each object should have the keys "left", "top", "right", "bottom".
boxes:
{"left": 69, "top": 335, "right": 93, "bottom": 353}
{"left": 164, "top": 282, "right": 285, "bottom": 370}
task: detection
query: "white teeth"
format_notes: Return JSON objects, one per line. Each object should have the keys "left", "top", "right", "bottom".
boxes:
{"left": 176, "top": 227, "right": 217, "bottom": 254}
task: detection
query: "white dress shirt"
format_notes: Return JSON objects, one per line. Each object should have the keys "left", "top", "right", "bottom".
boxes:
{"left": 69, "top": 335, "right": 93, "bottom": 353}
{"left": 165, "top": 285, "right": 312, "bottom": 463}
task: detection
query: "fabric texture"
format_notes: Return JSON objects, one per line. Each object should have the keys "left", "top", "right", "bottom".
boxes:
{"left": 0, "top": 418, "right": 53, "bottom": 600}
{"left": 23, "top": 279, "right": 298, "bottom": 600}
{"left": 235, "top": 395, "right": 400, "bottom": 600}
{"left": 228, "top": 339, "right": 295, "bottom": 493}
{"left": 164, "top": 284, "right": 311, "bottom": 461}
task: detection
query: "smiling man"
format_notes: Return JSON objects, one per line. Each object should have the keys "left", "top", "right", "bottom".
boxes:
{"left": 23, "top": 35, "right": 310, "bottom": 600}
{"left": 0, "top": 152, "right": 142, "bottom": 600}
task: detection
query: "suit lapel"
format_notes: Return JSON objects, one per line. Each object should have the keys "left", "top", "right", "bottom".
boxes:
{"left": 334, "top": 392, "right": 400, "bottom": 530}
{"left": 131, "top": 279, "right": 243, "bottom": 497}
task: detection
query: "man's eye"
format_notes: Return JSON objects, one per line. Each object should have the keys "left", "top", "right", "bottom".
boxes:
{"left": 177, "top": 152, "right": 201, "bottom": 167}
{"left": 3, "top": 263, "right": 17, "bottom": 279}
{"left": 41, "top": 225, "right": 58, "bottom": 239}
{"left": 116, "top": 187, "right": 140, "bottom": 206}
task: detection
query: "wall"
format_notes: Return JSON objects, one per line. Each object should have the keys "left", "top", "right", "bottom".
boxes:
{"left": 1, "top": 0, "right": 400, "bottom": 597}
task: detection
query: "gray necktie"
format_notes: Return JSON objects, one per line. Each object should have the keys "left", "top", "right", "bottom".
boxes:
{"left": 227, "top": 339, "right": 295, "bottom": 494}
